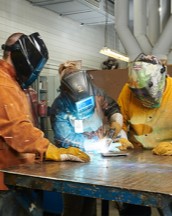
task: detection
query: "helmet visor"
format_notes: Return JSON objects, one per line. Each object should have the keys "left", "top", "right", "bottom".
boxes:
{"left": 8, "top": 32, "right": 48, "bottom": 88}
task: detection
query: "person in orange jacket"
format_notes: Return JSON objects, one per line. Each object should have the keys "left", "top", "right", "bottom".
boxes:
{"left": 0, "top": 32, "right": 90, "bottom": 216}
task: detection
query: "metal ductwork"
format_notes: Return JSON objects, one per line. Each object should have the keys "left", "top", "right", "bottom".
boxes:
{"left": 133, "top": 0, "right": 152, "bottom": 54}
{"left": 115, "top": 0, "right": 172, "bottom": 63}
{"left": 147, "top": 0, "right": 160, "bottom": 46}
{"left": 152, "top": 15, "right": 172, "bottom": 60}
{"left": 26, "top": 0, "right": 115, "bottom": 25}
{"left": 115, "top": 0, "right": 142, "bottom": 61}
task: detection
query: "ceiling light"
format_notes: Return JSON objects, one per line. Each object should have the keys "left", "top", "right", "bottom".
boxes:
{"left": 99, "top": 47, "right": 130, "bottom": 62}
{"left": 99, "top": 0, "right": 129, "bottom": 63}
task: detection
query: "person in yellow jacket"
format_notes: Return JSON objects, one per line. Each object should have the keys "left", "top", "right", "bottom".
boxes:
{"left": 117, "top": 54, "right": 172, "bottom": 216}
{"left": 0, "top": 32, "right": 90, "bottom": 216}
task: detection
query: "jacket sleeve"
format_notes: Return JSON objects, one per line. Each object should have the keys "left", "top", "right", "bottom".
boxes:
{"left": 92, "top": 84, "right": 120, "bottom": 119}
{"left": 50, "top": 85, "right": 121, "bottom": 150}
{"left": 50, "top": 111, "right": 89, "bottom": 151}
{"left": 0, "top": 85, "right": 49, "bottom": 157}
{"left": 117, "top": 83, "right": 131, "bottom": 132}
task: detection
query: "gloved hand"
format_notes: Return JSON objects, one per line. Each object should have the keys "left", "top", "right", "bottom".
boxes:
{"left": 118, "top": 138, "right": 134, "bottom": 150}
{"left": 45, "top": 144, "right": 90, "bottom": 162}
{"left": 152, "top": 142, "right": 172, "bottom": 155}
{"left": 108, "top": 142, "right": 121, "bottom": 152}
{"left": 108, "top": 122, "right": 122, "bottom": 139}
{"left": 107, "top": 138, "right": 134, "bottom": 152}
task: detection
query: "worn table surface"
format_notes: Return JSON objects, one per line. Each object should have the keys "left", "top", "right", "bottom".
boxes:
{"left": 1, "top": 149, "right": 172, "bottom": 213}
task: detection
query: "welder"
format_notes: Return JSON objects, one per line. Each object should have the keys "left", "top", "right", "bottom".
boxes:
{"left": 50, "top": 60, "right": 133, "bottom": 216}
{"left": 0, "top": 32, "right": 89, "bottom": 216}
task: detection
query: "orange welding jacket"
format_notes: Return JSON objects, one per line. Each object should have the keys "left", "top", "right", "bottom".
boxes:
{"left": 0, "top": 60, "right": 49, "bottom": 190}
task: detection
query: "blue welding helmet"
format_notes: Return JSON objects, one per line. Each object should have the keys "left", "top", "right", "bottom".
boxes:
{"left": 60, "top": 70, "right": 95, "bottom": 119}
{"left": 1, "top": 32, "right": 48, "bottom": 89}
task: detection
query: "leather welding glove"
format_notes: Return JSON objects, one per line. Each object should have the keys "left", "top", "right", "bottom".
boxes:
{"left": 118, "top": 138, "right": 134, "bottom": 151}
{"left": 152, "top": 142, "right": 172, "bottom": 156}
{"left": 107, "top": 138, "right": 134, "bottom": 152}
{"left": 109, "top": 113, "right": 123, "bottom": 139}
{"left": 107, "top": 138, "right": 133, "bottom": 152}
{"left": 111, "top": 129, "right": 134, "bottom": 151}
{"left": 108, "top": 142, "right": 121, "bottom": 152}
{"left": 45, "top": 143, "right": 90, "bottom": 162}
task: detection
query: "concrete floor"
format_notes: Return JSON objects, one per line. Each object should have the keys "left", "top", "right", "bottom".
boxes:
{"left": 97, "top": 199, "right": 160, "bottom": 216}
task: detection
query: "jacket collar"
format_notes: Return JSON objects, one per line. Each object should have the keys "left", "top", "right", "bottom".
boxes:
{"left": 0, "top": 59, "right": 17, "bottom": 80}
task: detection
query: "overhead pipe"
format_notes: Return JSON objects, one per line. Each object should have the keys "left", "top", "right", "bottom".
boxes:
{"left": 152, "top": 15, "right": 172, "bottom": 60}
{"left": 167, "top": 51, "right": 172, "bottom": 64}
{"left": 159, "top": 0, "right": 171, "bottom": 32}
{"left": 147, "top": 0, "right": 160, "bottom": 46}
{"left": 133, "top": 0, "right": 152, "bottom": 54}
{"left": 115, "top": 0, "right": 142, "bottom": 61}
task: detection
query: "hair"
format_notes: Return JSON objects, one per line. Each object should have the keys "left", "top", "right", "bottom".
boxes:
{"left": 2, "top": 32, "right": 24, "bottom": 59}
{"left": 58, "top": 60, "right": 82, "bottom": 79}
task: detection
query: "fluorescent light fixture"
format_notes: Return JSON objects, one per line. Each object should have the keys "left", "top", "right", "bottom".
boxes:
{"left": 99, "top": 47, "right": 130, "bottom": 62}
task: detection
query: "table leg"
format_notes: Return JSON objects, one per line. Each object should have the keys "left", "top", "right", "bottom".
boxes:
{"left": 157, "top": 203, "right": 172, "bottom": 216}
{"left": 101, "top": 200, "right": 109, "bottom": 216}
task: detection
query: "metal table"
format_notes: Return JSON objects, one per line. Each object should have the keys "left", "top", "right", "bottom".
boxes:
{"left": 1, "top": 149, "right": 172, "bottom": 216}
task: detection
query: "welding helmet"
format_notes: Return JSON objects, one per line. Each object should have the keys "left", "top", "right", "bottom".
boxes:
{"left": 128, "top": 54, "right": 166, "bottom": 108}
{"left": 60, "top": 70, "right": 95, "bottom": 119}
{"left": 1, "top": 32, "right": 48, "bottom": 89}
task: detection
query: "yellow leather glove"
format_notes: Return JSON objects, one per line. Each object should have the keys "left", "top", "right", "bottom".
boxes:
{"left": 118, "top": 138, "right": 134, "bottom": 151}
{"left": 109, "top": 122, "right": 122, "bottom": 139}
{"left": 152, "top": 142, "right": 172, "bottom": 156}
{"left": 45, "top": 144, "right": 90, "bottom": 162}
{"left": 107, "top": 138, "right": 134, "bottom": 152}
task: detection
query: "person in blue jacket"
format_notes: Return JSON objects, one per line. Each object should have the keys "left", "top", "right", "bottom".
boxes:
{"left": 50, "top": 60, "right": 132, "bottom": 216}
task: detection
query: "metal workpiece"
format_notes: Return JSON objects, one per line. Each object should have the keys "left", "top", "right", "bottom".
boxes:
{"left": 1, "top": 150, "right": 172, "bottom": 216}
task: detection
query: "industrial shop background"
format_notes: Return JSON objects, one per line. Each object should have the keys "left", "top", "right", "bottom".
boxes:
{"left": 0, "top": 0, "right": 172, "bottom": 215}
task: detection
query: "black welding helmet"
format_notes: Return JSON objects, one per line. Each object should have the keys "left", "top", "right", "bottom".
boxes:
{"left": 60, "top": 70, "right": 95, "bottom": 119}
{"left": 1, "top": 32, "right": 48, "bottom": 89}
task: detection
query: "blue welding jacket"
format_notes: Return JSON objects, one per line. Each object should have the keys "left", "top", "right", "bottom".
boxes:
{"left": 50, "top": 80, "right": 120, "bottom": 151}
{"left": 50, "top": 94, "right": 103, "bottom": 151}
